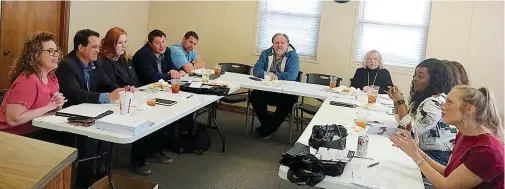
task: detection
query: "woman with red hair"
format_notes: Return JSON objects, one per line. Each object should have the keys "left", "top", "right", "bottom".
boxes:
{"left": 98, "top": 27, "right": 173, "bottom": 176}
{"left": 98, "top": 27, "right": 140, "bottom": 87}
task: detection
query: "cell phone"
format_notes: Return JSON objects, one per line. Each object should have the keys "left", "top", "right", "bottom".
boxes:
{"left": 155, "top": 98, "right": 177, "bottom": 106}
{"left": 330, "top": 101, "right": 357, "bottom": 108}
{"left": 68, "top": 116, "right": 95, "bottom": 127}
{"left": 249, "top": 76, "right": 262, "bottom": 81}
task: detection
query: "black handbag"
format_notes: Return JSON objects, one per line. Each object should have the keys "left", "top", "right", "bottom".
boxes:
{"left": 179, "top": 83, "right": 230, "bottom": 96}
{"left": 309, "top": 124, "right": 348, "bottom": 150}
{"left": 281, "top": 152, "right": 325, "bottom": 187}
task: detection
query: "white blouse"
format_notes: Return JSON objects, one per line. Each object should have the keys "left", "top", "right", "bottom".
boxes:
{"left": 398, "top": 94, "right": 457, "bottom": 151}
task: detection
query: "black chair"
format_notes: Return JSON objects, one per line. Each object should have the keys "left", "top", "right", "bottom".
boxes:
{"left": 294, "top": 73, "right": 342, "bottom": 133}
{"left": 249, "top": 71, "right": 303, "bottom": 143}
{"left": 216, "top": 63, "right": 253, "bottom": 135}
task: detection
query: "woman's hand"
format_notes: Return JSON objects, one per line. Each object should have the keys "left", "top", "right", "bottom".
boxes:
{"left": 388, "top": 85, "right": 403, "bottom": 102}
{"left": 390, "top": 129, "right": 420, "bottom": 159}
{"left": 47, "top": 93, "right": 65, "bottom": 111}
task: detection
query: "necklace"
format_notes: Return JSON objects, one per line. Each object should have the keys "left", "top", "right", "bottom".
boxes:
{"left": 367, "top": 70, "right": 378, "bottom": 86}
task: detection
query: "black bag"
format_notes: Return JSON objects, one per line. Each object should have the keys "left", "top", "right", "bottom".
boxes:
{"left": 179, "top": 83, "right": 230, "bottom": 96}
{"left": 280, "top": 152, "right": 325, "bottom": 187}
{"left": 167, "top": 117, "right": 211, "bottom": 155}
{"left": 309, "top": 124, "right": 348, "bottom": 150}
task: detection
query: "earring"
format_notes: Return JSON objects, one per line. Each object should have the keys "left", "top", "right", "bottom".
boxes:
{"left": 461, "top": 116, "right": 467, "bottom": 125}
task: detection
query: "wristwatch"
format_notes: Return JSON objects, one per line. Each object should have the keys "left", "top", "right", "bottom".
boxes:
{"left": 397, "top": 99, "right": 405, "bottom": 105}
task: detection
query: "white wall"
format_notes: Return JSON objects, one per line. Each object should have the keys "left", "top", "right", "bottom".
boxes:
{"left": 147, "top": 1, "right": 504, "bottom": 114}
{"left": 68, "top": 1, "right": 150, "bottom": 55}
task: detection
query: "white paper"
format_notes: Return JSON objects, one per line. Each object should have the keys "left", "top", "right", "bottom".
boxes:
{"left": 366, "top": 125, "right": 398, "bottom": 136}
{"left": 352, "top": 164, "right": 397, "bottom": 189}
{"left": 352, "top": 165, "right": 381, "bottom": 189}
{"left": 189, "top": 82, "right": 203, "bottom": 88}
{"left": 316, "top": 147, "right": 352, "bottom": 161}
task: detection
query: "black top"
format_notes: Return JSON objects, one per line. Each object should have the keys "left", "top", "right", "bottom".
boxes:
{"left": 99, "top": 56, "right": 141, "bottom": 88}
{"left": 55, "top": 50, "right": 118, "bottom": 107}
{"left": 132, "top": 42, "right": 177, "bottom": 86}
{"left": 350, "top": 67, "right": 393, "bottom": 94}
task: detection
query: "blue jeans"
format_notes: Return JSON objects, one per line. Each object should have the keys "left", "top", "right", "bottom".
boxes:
{"left": 425, "top": 150, "right": 451, "bottom": 166}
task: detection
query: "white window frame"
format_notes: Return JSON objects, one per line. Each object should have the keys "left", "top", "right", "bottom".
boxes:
{"left": 351, "top": 0, "right": 432, "bottom": 73}
{"left": 252, "top": 0, "right": 322, "bottom": 63}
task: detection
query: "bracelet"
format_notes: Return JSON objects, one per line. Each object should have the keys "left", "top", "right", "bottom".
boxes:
{"left": 416, "top": 159, "right": 426, "bottom": 167}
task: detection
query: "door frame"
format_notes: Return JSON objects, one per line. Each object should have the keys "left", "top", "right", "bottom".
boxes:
{"left": 59, "top": 1, "right": 71, "bottom": 55}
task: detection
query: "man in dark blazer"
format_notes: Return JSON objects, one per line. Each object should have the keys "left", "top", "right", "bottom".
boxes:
{"left": 55, "top": 29, "right": 123, "bottom": 188}
{"left": 56, "top": 29, "right": 122, "bottom": 107}
{"left": 133, "top": 29, "right": 179, "bottom": 86}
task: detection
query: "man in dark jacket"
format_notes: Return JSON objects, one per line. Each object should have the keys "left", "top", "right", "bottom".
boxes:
{"left": 133, "top": 29, "right": 179, "bottom": 85}
{"left": 55, "top": 29, "right": 123, "bottom": 188}
{"left": 56, "top": 30, "right": 122, "bottom": 106}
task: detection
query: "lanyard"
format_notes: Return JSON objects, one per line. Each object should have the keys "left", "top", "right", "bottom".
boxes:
{"left": 367, "top": 71, "right": 378, "bottom": 86}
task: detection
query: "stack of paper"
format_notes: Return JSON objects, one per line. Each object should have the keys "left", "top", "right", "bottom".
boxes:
{"left": 96, "top": 115, "right": 152, "bottom": 135}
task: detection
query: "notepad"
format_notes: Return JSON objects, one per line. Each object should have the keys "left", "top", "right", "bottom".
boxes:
{"left": 352, "top": 164, "right": 397, "bottom": 189}
{"left": 56, "top": 104, "right": 110, "bottom": 118}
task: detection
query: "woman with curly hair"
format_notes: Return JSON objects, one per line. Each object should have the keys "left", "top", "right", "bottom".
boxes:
{"left": 0, "top": 32, "right": 66, "bottom": 138}
{"left": 388, "top": 58, "right": 456, "bottom": 165}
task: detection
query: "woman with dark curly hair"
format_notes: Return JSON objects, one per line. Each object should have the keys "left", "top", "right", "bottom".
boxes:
{"left": 388, "top": 58, "right": 457, "bottom": 165}
{"left": 0, "top": 32, "right": 66, "bottom": 138}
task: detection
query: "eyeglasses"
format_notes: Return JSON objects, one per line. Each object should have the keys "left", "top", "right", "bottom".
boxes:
{"left": 41, "top": 49, "right": 61, "bottom": 56}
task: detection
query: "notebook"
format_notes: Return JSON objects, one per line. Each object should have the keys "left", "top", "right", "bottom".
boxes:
{"left": 56, "top": 104, "right": 111, "bottom": 119}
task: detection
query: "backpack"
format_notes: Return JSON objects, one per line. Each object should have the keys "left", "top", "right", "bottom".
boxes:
{"left": 166, "top": 117, "right": 211, "bottom": 155}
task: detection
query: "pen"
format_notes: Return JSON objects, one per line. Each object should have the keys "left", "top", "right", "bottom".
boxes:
{"left": 186, "top": 95, "right": 193, "bottom": 99}
{"left": 354, "top": 156, "right": 374, "bottom": 160}
{"left": 367, "top": 162, "right": 380, "bottom": 168}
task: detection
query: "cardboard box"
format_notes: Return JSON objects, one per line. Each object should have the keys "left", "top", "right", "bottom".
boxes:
{"left": 90, "top": 174, "right": 158, "bottom": 189}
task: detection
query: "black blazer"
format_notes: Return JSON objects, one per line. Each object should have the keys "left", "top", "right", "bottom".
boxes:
{"left": 98, "top": 56, "right": 141, "bottom": 88}
{"left": 55, "top": 51, "right": 118, "bottom": 107}
{"left": 351, "top": 67, "right": 393, "bottom": 94}
{"left": 132, "top": 43, "right": 177, "bottom": 86}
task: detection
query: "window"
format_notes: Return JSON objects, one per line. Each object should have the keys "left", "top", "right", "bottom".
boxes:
{"left": 354, "top": 0, "right": 432, "bottom": 68}
{"left": 256, "top": 0, "right": 322, "bottom": 58}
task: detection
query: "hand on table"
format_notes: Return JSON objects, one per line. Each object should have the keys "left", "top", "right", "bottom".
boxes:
{"left": 109, "top": 88, "right": 125, "bottom": 102}
{"left": 169, "top": 70, "right": 180, "bottom": 79}
{"left": 193, "top": 58, "right": 205, "bottom": 69}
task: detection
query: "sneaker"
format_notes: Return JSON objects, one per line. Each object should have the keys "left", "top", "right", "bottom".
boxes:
{"left": 131, "top": 163, "right": 151, "bottom": 175}
{"left": 149, "top": 152, "right": 174, "bottom": 164}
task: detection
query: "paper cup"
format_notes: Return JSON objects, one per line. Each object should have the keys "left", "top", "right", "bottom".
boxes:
{"left": 119, "top": 91, "right": 134, "bottom": 115}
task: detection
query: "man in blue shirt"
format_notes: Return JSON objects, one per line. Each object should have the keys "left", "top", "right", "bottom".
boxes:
{"left": 249, "top": 33, "right": 300, "bottom": 139}
{"left": 169, "top": 31, "right": 205, "bottom": 73}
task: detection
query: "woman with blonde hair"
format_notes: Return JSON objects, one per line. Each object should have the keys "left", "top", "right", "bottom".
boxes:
{"left": 0, "top": 31, "right": 66, "bottom": 139}
{"left": 391, "top": 85, "right": 504, "bottom": 189}
{"left": 351, "top": 50, "right": 392, "bottom": 93}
